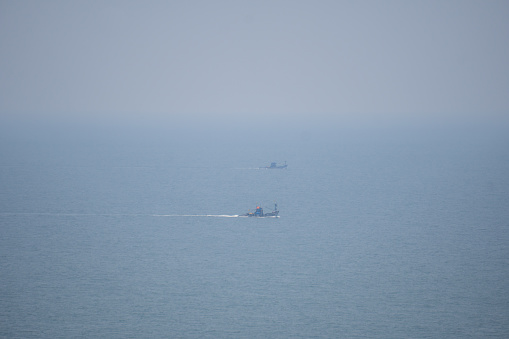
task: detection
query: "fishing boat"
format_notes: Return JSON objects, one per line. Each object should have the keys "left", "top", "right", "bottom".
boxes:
{"left": 262, "top": 161, "right": 287, "bottom": 169}
{"left": 242, "top": 203, "right": 279, "bottom": 217}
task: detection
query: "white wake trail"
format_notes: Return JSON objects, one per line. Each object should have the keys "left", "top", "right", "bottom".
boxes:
{"left": 152, "top": 214, "right": 240, "bottom": 218}
{"left": 0, "top": 213, "right": 241, "bottom": 218}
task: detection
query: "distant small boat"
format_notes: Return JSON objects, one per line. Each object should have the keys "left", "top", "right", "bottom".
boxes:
{"left": 261, "top": 161, "right": 287, "bottom": 169}
{"left": 242, "top": 203, "right": 279, "bottom": 217}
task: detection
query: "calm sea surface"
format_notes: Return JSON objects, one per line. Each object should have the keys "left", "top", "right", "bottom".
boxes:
{"left": 1, "top": 128, "right": 508, "bottom": 338}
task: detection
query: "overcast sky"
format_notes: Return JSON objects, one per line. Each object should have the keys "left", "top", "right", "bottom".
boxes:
{"left": 1, "top": 0, "right": 508, "bottom": 132}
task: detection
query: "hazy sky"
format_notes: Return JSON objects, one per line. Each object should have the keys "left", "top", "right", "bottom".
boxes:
{"left": 1, "top": 0, "right": 508, "bottom": 131}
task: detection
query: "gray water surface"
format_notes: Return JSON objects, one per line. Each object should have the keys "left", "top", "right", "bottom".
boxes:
{"left": 1, "top": 133, "right": 508, "bottom": 338}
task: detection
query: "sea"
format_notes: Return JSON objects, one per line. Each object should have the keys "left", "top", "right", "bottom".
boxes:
{"left": 1, "top": 123, "right": 508, "bottom": 338}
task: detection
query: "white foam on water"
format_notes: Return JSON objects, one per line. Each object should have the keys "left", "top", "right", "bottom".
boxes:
{"left": 1, "top": 213, "right": 278, "bottom": 218}
{"left": 152, "top": 214, "right": 240, "bottom": 218}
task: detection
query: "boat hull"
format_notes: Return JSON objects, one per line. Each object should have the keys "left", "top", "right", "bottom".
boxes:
{"left": 261, "top": 162, "right": 287, "bottom": 169}
{"left": 241, "top": 205, "right": 279, "bottom": 217}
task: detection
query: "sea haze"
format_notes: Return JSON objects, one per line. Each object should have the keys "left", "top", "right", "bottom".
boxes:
{"left": 1, "top": 124, "right": 508, "bottom": 338}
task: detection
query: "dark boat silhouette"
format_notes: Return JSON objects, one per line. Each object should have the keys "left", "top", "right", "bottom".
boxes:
{"left": 261, "top": 161, "right": 287, "bottom": 169}
{"left": 242, "top": 203, "right": 279, "bottom": 217}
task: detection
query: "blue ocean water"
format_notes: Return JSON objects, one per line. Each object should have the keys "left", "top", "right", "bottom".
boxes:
{"left": 1, "top": 127, "right": 508, "bottom": 338}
